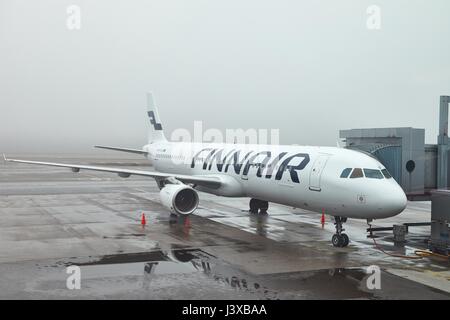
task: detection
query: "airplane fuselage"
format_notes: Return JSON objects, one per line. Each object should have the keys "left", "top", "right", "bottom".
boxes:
{"left": 144, "top": 141, "right": 407, "bottom": 220}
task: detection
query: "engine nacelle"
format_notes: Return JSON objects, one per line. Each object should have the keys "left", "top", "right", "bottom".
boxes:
{"left": 159, "top": 184, "right": 199, "bottom": 215}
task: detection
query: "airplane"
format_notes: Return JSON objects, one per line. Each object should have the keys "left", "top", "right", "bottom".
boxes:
{"left": 4, "top": 93, "right": 407, "bottom": 247}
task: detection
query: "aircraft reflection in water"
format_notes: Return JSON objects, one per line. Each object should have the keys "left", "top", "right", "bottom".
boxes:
{"left": 142, "top": 249, "right": 277, "bottom": 299}
{"left": 140, "top": 248, "right": 376, "bottom": 299}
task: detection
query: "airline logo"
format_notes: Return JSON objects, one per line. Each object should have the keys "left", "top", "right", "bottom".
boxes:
{"left": 191, "top": 148, "right": 310, "bottom": 183}
{"left": 147, "top": 111, "right": 163, "bottom": 130}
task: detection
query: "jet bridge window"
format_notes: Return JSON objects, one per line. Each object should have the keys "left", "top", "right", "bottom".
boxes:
{"left": 363, "top": 169, "right": 384, "bottom": 179}
{"left": 350, "top": 168, "right": 364, "bottom": 178}
{"left": 340, "top": 168, "right": 352, "bottom": 178}
{"left": 381, "top": 169, "right": 392, "bottom": 179}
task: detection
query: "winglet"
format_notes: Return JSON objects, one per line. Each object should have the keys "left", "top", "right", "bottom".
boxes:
{"left": 3, "top": 153, "right": 8, "bottom": 162}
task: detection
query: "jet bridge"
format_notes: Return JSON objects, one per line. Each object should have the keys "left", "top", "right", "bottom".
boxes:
{"left": 430, "top": 190, "right": 450, "bottom": 255}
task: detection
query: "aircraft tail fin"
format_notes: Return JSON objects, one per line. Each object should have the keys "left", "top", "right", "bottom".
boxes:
{"left": 146, "top": 92, "right": 167, "bottom": 143}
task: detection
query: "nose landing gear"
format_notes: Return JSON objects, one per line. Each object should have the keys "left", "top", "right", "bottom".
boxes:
{"left": 332, "top": 216, "right": 349, "bottom": 247}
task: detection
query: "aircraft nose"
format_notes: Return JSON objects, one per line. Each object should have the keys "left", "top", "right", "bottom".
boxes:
{"left": 382, "top": 184, "right": 407, "bottom": 216}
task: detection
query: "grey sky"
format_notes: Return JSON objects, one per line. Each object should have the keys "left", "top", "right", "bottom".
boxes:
{"left": 1, "top": 0, "right": 449, "bottom": 153}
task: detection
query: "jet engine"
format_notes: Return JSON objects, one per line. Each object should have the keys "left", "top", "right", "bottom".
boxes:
{"left": 159, "top": 184, "right": 199, "bottom": 215}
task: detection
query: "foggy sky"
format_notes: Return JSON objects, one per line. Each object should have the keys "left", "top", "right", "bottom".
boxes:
{"left": 1, "top": 0, "right": 449, "bottom": 154}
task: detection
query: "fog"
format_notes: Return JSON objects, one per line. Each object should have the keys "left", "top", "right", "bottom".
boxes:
{"left": 1, "top": 0, "right": 449, "bottom": 154}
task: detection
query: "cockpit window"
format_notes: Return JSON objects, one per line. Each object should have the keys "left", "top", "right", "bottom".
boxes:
{"left": 364, "top": 169, "right": 384, "bottom": 179}
{"left": 340, "top": 168, "right": 352, "bottom": 178}
{"left": 350, "top": 168, "right": 364, "bottom": 178}
{"left": 381, "top": 169, "right": 392, "bottom": 179}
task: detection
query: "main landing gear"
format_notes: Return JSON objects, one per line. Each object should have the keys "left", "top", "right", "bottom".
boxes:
{"left": 332, "top": 216, "right": 349, "bottom": 247}
{"left": 249, "top": 198, "right": 269, "bottom": 215}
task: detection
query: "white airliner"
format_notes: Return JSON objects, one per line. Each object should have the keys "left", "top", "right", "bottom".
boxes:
{"left": 4, "top": 93, "right": 407, "bottom": 247}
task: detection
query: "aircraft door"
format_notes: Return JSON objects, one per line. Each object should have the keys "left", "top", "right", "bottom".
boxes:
{"left": 309, "top": 154, "right": 330, "bottom": 191}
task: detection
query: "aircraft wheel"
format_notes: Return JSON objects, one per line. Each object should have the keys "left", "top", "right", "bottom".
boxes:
{"left": 249, "top": 199, "right": 259, "bottom": 214}
{"left": 258, "top": 200, "right": 269, "bottom": 214}
{"left": 332, "top": 234, "right": 343, "bottom": 247}
{"left": 341, "top": 233, "right": 349, "bottom": 247}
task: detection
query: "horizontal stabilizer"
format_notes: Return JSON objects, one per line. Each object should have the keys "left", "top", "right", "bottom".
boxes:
{"left": 94, "top": 145, "right": 148, "bottom": 155}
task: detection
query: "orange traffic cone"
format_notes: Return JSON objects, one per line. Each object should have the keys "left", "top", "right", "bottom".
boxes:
{"left": 184, "top": 216, "right": 191, "bottom": 228}
{"left": 141, "top": 213, "right": 146, "bottom": 226}
{"left": 321, "top": 210, "right": 325, "bottom": 225}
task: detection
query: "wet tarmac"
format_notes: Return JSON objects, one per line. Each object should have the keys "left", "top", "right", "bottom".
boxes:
{"left": 0, "top": 155, "right": 449, "bottom": 299}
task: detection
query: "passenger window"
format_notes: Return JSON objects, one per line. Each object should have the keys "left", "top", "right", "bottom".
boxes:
{"left": 364, "top": 169, "right": 384, "bottom": 179}
{"left": 340, "top": 168, "right": 352, "bottom": 178}
{"left": 381, "top": 169, "right": 392, "bottom": 179}
{"left": 350, "top": 168, "right": 364, "bottom": 178}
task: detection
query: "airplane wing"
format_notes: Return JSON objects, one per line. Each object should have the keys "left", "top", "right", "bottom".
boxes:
{"left": 3, "top": 155, "right": 221, "bottom": 189}
{"left": 94, "top": 145, "right": 148, "bottom": 155}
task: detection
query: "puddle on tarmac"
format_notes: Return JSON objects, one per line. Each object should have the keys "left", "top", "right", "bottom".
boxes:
{"left": 33, "top": 248, "right": 449, "bottom": 299}
{"left": 59, "top": 248, "right": 280, "bottom": 299}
